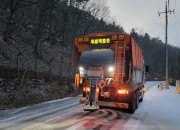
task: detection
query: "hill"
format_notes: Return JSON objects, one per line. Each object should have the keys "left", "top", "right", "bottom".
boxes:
{"left": 0, "top": 0, "right": 179, "bottom": 110}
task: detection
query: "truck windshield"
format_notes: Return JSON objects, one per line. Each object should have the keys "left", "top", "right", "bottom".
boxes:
{"left": 79, "top": 49, "right": 114, "bottom": 67}
{"left": 79, "top": 49, "right": 114, "bottom": 77}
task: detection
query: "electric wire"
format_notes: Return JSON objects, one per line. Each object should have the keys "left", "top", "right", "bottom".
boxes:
{"left": 173, "top": 15, "right": 179, "bottom": 43}
{"left": 168, "top": 0, "right": 175, "bottom": 45}
{"left": 158, "top": 0, "right": 159, "bottom": 12}
{"left": 174, "top": 0, "right": 176, "bottom": 9}
{"left": 158, "top": 0, "right": 165, "bottom": 36}
{"left": 159, "top": 16, "right": 165, "bottom": 35}
{"left": 158, "top": 0, "right": 179, "bottom": 47}
{"left": 169, "top": 0, "right": 179, "bottom": 47}
{"left": 172, "top": 0, "right": 179, "bottom": 46}
{"left": 170, "top": 14, "right": 176, "bottom": 45}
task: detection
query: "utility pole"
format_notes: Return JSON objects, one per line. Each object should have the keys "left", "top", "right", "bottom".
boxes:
{"left": 158, "top": 0, "right": 175, "bottom": 81}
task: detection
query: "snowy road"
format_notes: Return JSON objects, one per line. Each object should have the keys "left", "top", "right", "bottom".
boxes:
{"left": 0, "top": 81, "right": 180, "bottom": 130}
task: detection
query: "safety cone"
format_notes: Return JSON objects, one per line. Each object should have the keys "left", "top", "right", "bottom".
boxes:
{"left": 165, "top": 80, "right": 169, "bottom": 89}
{"left": 176, "top": 80, "right": 180, "bottom": 94}
{"left": 158, "top": 82, "right": 163, "bottom": 90}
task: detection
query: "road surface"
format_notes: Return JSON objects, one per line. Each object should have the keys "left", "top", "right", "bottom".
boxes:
{"left": 0, "top": 81, "right": 180, "bottom": 130}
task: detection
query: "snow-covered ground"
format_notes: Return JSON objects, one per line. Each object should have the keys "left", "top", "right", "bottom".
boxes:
{"left": 123, "top": 81, "right": 180, "bottom": 130}
{"left": 1, "top": 81, "right": 180, "bottom": 130}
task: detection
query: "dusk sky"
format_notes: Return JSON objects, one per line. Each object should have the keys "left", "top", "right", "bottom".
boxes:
{"left": 107, "top": 0, "right": 180, "bottom": 47}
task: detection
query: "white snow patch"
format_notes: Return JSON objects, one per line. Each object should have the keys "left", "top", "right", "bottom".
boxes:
{"left": 123, "top": 81, "right": 180, "bottom": 130}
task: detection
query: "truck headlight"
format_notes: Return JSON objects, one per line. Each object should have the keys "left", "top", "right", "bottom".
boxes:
{"left": 108, "top": 66, "right": 114, "bottom": 72}
{"left": 79, "top": 66, "right": 87, "bottom": 76}
{"left": 79, "top": 66, "right": 84, "bottom": 71}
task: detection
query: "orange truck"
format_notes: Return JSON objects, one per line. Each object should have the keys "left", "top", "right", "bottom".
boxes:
{"left": 72, "top": 32, "right": 148, "bottom": 113}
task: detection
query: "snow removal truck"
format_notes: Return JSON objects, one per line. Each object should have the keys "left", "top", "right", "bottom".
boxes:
{"left": 72, "top": 32, "right": 148, "bottom": 113}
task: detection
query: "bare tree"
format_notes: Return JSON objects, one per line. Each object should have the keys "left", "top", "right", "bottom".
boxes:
{"left": 2, "top": 0, "right": 37, "bottom": 41}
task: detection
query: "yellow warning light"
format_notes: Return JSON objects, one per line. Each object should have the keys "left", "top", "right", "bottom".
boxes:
{"left": 112, "top": 35, "right": 118, "bottom": 40}
{"left": 84, "top": 37, "right": 89, "bottom": 42}
{"left": 78, "top": 37, "right": 83, "bottom": 42}
{"left": 118, "top": 35, "right": 125, "bottom": 40}
{"left": 75, "top": 73, "right": 80, "bottom": 87}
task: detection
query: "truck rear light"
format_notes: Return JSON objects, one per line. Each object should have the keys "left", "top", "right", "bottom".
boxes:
{"left": 118, "top": 89, "right": 129, "bottom": 94}
{"left": 84, "top": 37, "right": 89, "bottom": 42}
{"left": 78, "top": 37, "right": 83, "bottom": 42}
{"left": 86, "top": 87, "right": 90, "bottom": 92}
{"left": 83, "top": 87, "right": 90, "bottom": 92}
{"left": 112, "top": 35, "right": 118, "bottom": 40}
{"left": 96, "top": 88, "right": 99, "bottom": 92}
{"left": 143, "top": 87, "right": 146, "bottom": 92}
{"left": 83, "top": 87, "right": 86, "bottom": 91}
{"left": 80, "top": 77, "right": 83, "bottom": 84}
{"left": 118, "top": 34, "right": 125, "bottom": 40}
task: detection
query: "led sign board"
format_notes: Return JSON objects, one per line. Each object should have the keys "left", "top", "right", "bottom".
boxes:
{"left": 90, "top": 38, "right": 111, "bottom": 45}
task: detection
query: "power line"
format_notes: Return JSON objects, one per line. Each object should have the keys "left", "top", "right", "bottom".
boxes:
{"left": 173, "top": 0, "right": 179, "bottom": 80}
{"left": 164, "top": 0, "right": 179, "bottom": 46}
{"left": 159, "top": 16, "right": 165, "bottom": 34}
{"left": 170, "top": 14, "right": 176, "bottom": 45}
{"left": 173, "top": 15, "right": 179, "bottom": 43}
{"left": 158, "top": 0, "right": 165, "bottom": 35}
{"left": 174, "top": 0, "right": 176, "bottom": 10}
{"left": 172, "top": 0, "right": 179, "bottom": 45}
{"left": 169, "top": 0, "right": 179, "bottom": 47}
{"left": 158, "top": 0, "right": 160, "bottom": 12}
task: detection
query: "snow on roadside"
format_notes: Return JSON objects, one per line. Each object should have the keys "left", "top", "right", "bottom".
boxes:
{"left": 123, "top": 81, "right": 180, "bottom": 130}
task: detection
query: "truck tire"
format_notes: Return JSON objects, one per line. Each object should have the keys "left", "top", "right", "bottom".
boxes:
{"left": 135, "top": 90, "right": 139, "bottom": 109}
{"left": 139, "top": 94, "right": 143, "bottom": 102}
{"left": 139, "top": 88, "right": 144, "bottom": 102}
{"left": 99, "top": 105, "right": 103, "bottom": 109}
{"left": 129, "top": 92, "right": 136, "bottom": 114}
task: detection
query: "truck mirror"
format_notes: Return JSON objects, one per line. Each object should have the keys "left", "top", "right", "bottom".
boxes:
{"left": 145, "top": 65, "right": 149, "bottom": 73}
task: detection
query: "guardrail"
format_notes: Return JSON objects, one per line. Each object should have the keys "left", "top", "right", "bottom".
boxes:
{"left": 176, "top": 80, "right": 180, "bottom": 94}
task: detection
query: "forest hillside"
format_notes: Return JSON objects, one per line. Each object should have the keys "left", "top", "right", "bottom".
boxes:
{"left": 0, "top": 0, "right": 179, "bottom": 110}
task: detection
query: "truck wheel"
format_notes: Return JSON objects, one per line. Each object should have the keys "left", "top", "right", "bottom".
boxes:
{"left": 129, "top": 92, "right": 136, "bottom": 114}
{"left": 99, "top": 105, "right": 103, "bottom": 109}
{"left": 135, "top": 90, "right": 139, "bottom": 109}
{"left": 139, "top": 94, "right": 143, "bottom": 102}
{"left": 139, "top": 88, "right": 144, "bottom": 102}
